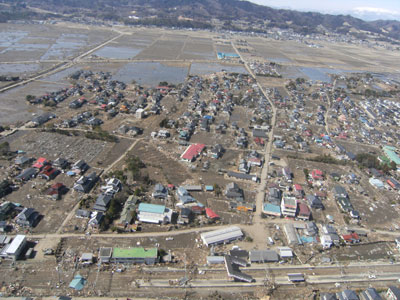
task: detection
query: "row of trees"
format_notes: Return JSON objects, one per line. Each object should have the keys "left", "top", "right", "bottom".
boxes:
{"left": 355, "top": 153, "right": 396, "bottom": 173}
{"left": 124, "top": 17, "right": 212, "bottom": 30}
{"left": 295, "top": 152, "right": 396, "bottom": 176}
{"left": 126, "top": 155, "right": 145, "bottom": 181}
{"left": 85, "top": 126, "right": 118, "bottom": 143}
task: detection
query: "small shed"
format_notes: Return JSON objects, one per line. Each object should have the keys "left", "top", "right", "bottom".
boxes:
{"left": 288, "top": 273, "right": 305, "bottom": 282}
{"left": 279, "top": 247, "right": 293, "bottom": 258}
{"left": 80, "top": 253, "right": 94, "bottom": 264}
{"left": 206, "top": 256, "right": 225, "bottom": 264}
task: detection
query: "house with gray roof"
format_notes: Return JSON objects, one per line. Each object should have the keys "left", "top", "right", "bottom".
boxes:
{"left": 93, "top": 193, "right": 113, "bottom": 212}
{"left": 386, "top": 286, "right": 400, "bottom": 300}
{"left": 320, "top": 293, "right": 337, "bottom": 300}
{"left": 225, "top": 182, "right": 244, "bottom": 202}
{"left": 307, "top": 195, "right": 324, "bottom": 209}
{"left": 152, "top": 183, "right": 168, "bottom": 199}
{"left": 360, "top": 288, "right": 382, "bottom": 300}
{"left": 333, "top": 185, "right": 348, "bottom": 199}
{"left": 249, "top": 250, "right": 279, "bottom": 263}
{"left": 16, "top": 168, "right": 38, "bottom": 182}
{"left": 14, "top": 156, "right": 32, "bottom": 166}
{"left": 16, "top": 208, "right": 39, "bottom": 227}
{"left": 73, "top": 172, "right": 98, "bottom": 193}
{"left": 336, "top": 290, "right": 359, "bottom": 300}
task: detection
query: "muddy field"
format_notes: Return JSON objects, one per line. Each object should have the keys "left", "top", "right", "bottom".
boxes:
{"left": 329, "top": 242, "right": 394, "bottom": 262}
{"left": 134, "top": 34, "right": 187, "bottom": 60}
{"left": 245, "top": 37, "right": 400, "bottom": 73}
{"left": 178, "top": 37, "right": 216, "bottom": 60}
{"left": 131, "top": 140, "right": 192, "bottom": 186}
{"left": 6, "top": 130, "right": 131, "bottom": 166}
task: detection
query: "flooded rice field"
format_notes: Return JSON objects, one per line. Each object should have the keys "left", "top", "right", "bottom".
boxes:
{"left": 0, "top": 63, "right": 41, "bottom": 75}
{"left": 93, "top": 46, "right": 143, "bottom": 59}
{"left": 113, "top": 62, "right": 188, "bottom": 85}
{"left": 189, "top": 62, "right": 248, "bottom": 75}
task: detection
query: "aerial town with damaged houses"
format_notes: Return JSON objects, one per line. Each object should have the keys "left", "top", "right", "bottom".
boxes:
{"left": 1, "top": 22, "right": 400, "bottom": 300}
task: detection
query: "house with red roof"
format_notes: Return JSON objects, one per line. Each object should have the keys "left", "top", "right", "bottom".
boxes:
{"left": 303, "top": 129, "right": 312, "bottom": 137}
{"left": 248, "top": 157, "right": 263, "bottom": 167}
{"left": 38, "top": 165, "right": 60, "bottom": 180}
{"left": 254, "top": 137, "right": 264, "bottom": 146}
{"left": 311, "top": 169, "right": 324, "bottom": 180}
{"left": 205, "top": 208, "right": 219, "bottom": 220}
{"left": 297, "top": 203, "right": 311, "bottom": 220}
{"left": 315, "top": 191, "right": 327, "bottom": 199}
{"left": 180, "top": 143, "right": 205, "bottom": 162}
{"left": 191, "top": 206, "right": 205, "bottom": 215}
{"left": 32, "top": 157, "right": 49, "bottom": 170}
{"left": 46, "top": 183, "right": 67, "bottom": 200}
{"left": 341, "top": 232, "right": 360, "bottom": 244}
{"left": 294, "top": 184, "right": 304, "bottom": 198}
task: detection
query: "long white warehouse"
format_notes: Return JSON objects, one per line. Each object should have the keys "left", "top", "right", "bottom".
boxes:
{"left": 200, "top": 226, "right": 243, "bottom": 247}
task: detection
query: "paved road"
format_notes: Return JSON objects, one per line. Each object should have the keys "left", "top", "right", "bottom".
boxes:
{"left": 30, "top": 224, "right": 237, "bottom": 239}
{"left": 102, "top": 138, "right": 143, "bottom": 175}
{"left": 324, "top": 78, "right": 335, "bottom": 135}
{"left": 231, "top": 41, "right": 277, "bottom": 247}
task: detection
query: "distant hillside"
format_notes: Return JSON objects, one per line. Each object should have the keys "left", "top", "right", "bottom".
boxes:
{"left": 3, "top": 0, "right": 400, "bottom": 41}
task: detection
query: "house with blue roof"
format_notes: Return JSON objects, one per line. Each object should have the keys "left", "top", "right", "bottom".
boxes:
{"left": 262, "top": 203, "right": 281, "bottom": 217}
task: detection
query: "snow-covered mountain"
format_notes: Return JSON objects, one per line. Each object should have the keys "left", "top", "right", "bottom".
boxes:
{"left": 351, "top": 7, "right": 400, "bottom": 21}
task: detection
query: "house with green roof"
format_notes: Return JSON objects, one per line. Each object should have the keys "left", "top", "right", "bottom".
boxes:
{"left": 137, "top": 203, "right": 173, "bottom": 224}
{"left": 69, "top": 274, "right": 86, "bottom": 291}
{"left": 383, "top": 145, "right": 400, "bottom": 165}
{"left": 111, "top": 247, "right": 159, "bottom": 265}
{"left": 378, "top": 155, "right": 391, "bottom": 166}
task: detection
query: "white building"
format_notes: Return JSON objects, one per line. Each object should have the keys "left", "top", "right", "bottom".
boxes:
{"left": 200, "top": 226, "right": 243, "bottom": 247}
{"left": 278, "top": 247, "right": 293, "bottom": 259}
{"left": 4, "top": 235, "right": 26, "bottom": 260}
{"left": 281, "top": 193, "right": 297, "bottom": 217}
{"left": 137, "top": 203, "right": 173, "bottom": 224}
{"left": 320, "top": 234, "right": 333, "bottom": 249}
{"left": 136, "top": 108, "right": 145, "bottom": 119}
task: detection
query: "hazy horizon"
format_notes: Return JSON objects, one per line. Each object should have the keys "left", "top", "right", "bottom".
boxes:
{"left": 249, "top": 0, "right": 400, "bottom": 21}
